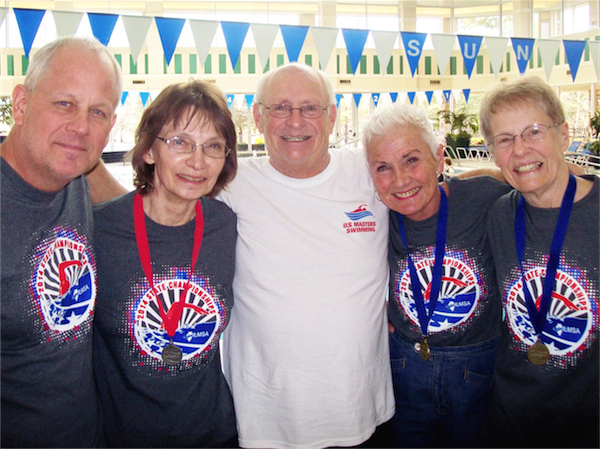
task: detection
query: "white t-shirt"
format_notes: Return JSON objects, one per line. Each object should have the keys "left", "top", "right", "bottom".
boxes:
{"left": 218, "top": 147, "right": 394, "bottom": 449}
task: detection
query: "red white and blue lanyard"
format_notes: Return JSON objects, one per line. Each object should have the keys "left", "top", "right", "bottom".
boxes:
{"left": 133, "top": 193, "right": 204, "bottom": 338}
{"left": 514, "top": 174, "right": 576, "bottom": 339}
{"left": 397, "top": 186, "right": 448, "bottom": 338}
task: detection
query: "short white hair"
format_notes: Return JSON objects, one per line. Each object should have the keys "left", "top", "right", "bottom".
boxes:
{"left": 362, "top": 102, "right": 440, "bottom": 159}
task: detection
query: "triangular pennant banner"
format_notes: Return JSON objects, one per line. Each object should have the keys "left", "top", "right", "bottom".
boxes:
{"left": 588, "top": 40, "right": 600, "bottom": 82}
{"left": 443, "top": 90, "right": 452, "bottom": 103}
{"left": 87, "top": 12, "right": 119, "bottom": 46}
{"left": 245, "top": 94, "right": 254, "bottom": 111}
{"left": 485, "top": 36, "right": 509, "bottom": 79}
{"left": 221, "top": 21, "right": 250, "bottom": 71}
{"left": 0, "top": 8, "right": 7, "bottom": 28}
{"left": 188, "top": 20, "right": 219, "bottom": 68}
{"left": 431, "top": 34, "right": 455, "bottom": 77}
{"left": 401, "top": 31, "right": 427, "bottom": 77}
{"left": 425, "top": 91, "right": 433, "bottom": 104}
{"left": 121, "top": 15, "right": 152, "bottom": 62}
{"left": 310, "top": 27, "right": 339, "bottom": 70}
{"left": 372, "top": 93, "right": 380, "bottom": 107}
{"left": 407, "top": 92, "right": 416, "bottom": 104}
{"left": 511, "top": 37, "right": 535, "bottom": 75}
{"left": 140, "top": 92, "right": 150, "bottom": 107}
{"left": 537, "top": 39, "right": 561, "bottom": 81}
{"left": 155, "top": 17, "right": 185, "bottom": 66}
{"left": 563, "top": 40, "right": 586, "bottom": 82}
{"left": 121, "top": 91, "right": 128, "bottom": 105}
{"left": 335, "top": 94, "right": 343, "bottom": 108}
{"left": 51, "top": 11, "right": 83, "bottom": 37}
{"left": 14, "top": 8, "right": 46, "bottom": 58}
{"left": 463, "top": 88, "right": 471, "bottom": 103}
{"left": 226, "top": 94, "right": 235, "bottom": 109}
{"left": 390, "top": 92, "right": 398, "bottom": 103}
{"left": 342, "top": 29, "right": 370, "bottom": 75}
{"left": 457, "top": 35, "right": 483, "bottom": 79}
{"left": 250, "top": 23, "right": 278, "bottom": 71}
{"left": 353, "top": 93, "right": 362, "bottom": 108}
{"left": 280, "top": 25, "right": 309, "bottom": 63}
{"left": 371, "top": 30, "right": 397, "bottom": 76}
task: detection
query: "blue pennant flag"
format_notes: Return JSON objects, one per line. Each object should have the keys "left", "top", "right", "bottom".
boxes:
{"left": 563, "top": 40, "right": 587, "bottom": 81}
{"left": 280, "top": 25, "right": 309, "bottom": 63}
{"left": 443, "top": 90, "right": 452, "bottom": 103}
{"left": 245, "top": 94, "right": 254, "bottom": 111}
{"left": 155, "top": 17, "right": 185, "bottom": 66}
{"left": 401, "top": 31, "right": 427, "bottom": 77}
{"left": 13, "top": 8, "right": 46, "bottom": 58}
{"left": 511, "top": 37, "right": 535, "bottom": 75}
{"left": 335, "top": 94, "right": 343, "bottom": 108}
{"left": 140, "top": 92, "right": 150, "bottom": 107}
{"left": 372, "top": 93, "right": 380, "bottom": 107}
{"left": 121, "top": 92, "right": 128, "bottom": 105}
{"left": 425, "top": 91, "right": 433, "bottom": 104}
{"left": 390, "top": 92, "right": 398, "bottom": 103}
{"left": 221, "top": 22, "right": 250, "bottom": 71}
{"left": 463, "top": 88, "right": 471, "bottom": 103}
{"left": 407, "top": 92, "right": 416, "bottom": 104}
{"left": 88, "top": 12, "right": 119, "bottom": 46}
{"left": 457, "top": 35, "right": 483, "bottom": 79}
{"left": 342, "top": 29, "right": 370, "bottom": 75}
{"left": 352, "top": 93, "right": 362, "bottom": 108}
{"left": 226, "top": 94, "right": 235, "bottom": 109}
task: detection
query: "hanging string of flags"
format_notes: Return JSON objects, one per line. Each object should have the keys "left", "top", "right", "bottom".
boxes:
{"left": 2, "top": 6, "right": 599, "bottom": 109}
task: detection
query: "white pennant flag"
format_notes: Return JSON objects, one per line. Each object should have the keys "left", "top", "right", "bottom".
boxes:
{"left": 485, "top": 36, "right": 509, "bottom": 79}
{"left": 121, "top": 15, "right": 152, "bottom": 63}
{"left": 537, "top": 39, "right": 561, "bottom": 81}
{"left": 310, "top": 27, "right": 339, "bottom": 70}
{"left": 371, "top": 30, "right": 398, "bottom": 76}
{"left": 0, "top": 8, "right": 7, "bottom": 28}
{"left": 588, "top": 40, "right": 600, "bottom": 82}
{"left": 250, "top": 23, "right": 279, "bottom": 71}
{"left": 189, "top": 20, "right": 219, "bottom": 69}
{"left": 52, "top": 11, "right": 83, "bottom": 37}
{"left": 431, "top": 34, "right": 455, "bottom": 77}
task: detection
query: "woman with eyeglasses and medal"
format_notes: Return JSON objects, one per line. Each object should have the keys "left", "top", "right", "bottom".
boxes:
{"left": 364, "top": 102, "right": 511, "bottom": 448}
{"left": 479, "top": 76, "right": 599, "bottom": 448}
{"left": 92, "top": 80, "right": 238, "bottom": 448}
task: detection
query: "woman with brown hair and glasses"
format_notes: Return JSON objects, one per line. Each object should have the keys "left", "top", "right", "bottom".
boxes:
{"left": 92, "top": 80, "right": 239, "bottom": 448}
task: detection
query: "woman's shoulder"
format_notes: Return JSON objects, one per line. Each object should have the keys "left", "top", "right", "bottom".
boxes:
{"left": 93, "top": 190, "right": 135, "bottom": 224}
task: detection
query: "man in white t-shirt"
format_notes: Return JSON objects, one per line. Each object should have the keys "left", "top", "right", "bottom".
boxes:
{"left": 218, "top": 63, "right": 394, "bottom": 449}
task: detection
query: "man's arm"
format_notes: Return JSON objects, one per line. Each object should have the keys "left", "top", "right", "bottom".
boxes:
{"left": 86, "top": 160, "right": 128, "bottom": 204}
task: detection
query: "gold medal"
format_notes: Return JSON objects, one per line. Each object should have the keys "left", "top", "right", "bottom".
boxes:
{"left": 527, "top": 339, "right": 550, "bottom": 365}
{"left": 420, "top": 337, "right": 431, "bottom": 362}
{"left": 162, "top": 341, "right": 182, "bottom": 366}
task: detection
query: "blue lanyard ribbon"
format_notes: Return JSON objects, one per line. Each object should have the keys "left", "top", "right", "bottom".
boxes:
{"left": 397, "top": 186, "right": 448, "bottom": 337}
{"left": 514, "top": 174, "right": 576, "bottom": 338}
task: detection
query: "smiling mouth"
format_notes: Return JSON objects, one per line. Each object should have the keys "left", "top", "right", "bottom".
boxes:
{"left": 282, "top": 136, "right": 310, "bottom": 142}
{"left": 393, "top": 187, "right": 420, "bottom": 198}
{"left": 179, "top": 174, "right": 205, "bottom": 182}
{"left": 515, "top": 162, "right": 542, "bottom": 173}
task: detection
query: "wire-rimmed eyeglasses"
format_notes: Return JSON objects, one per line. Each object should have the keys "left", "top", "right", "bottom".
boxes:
{"left": 156, "top": 136, "right": 231, "bottom": 159}
{"left": 489, "top": 123, "right": 559, "bottom": 151}
{"left": 259, "top": 103, "right": 330, "bottom": 119}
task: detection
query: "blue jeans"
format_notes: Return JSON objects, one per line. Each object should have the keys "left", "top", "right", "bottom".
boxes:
{"left": 389, "top": 331, "right": 499, "bottom": 448}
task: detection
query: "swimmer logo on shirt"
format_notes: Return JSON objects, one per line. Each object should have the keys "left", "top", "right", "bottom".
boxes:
{"left": 130, "top": 271, "right": 225, "bottom": 364}
{"left": 396, "top": 253, "right": 480, "bottom": 332}
{"left": 32, "top": 229, "right": 96, "bottom": 332}
{"left": 343, "top": 204, "right": 377, "bottom": 233}
{"left": 505, "top": 265, "right": 594, "bottom": 358}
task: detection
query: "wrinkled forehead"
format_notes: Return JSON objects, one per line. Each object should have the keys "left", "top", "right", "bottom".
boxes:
{"left": 263, "top": 68, "right": 327, "bottom": 105}
{"left": 162, "top": 108, "right": 217, "bottom": 135}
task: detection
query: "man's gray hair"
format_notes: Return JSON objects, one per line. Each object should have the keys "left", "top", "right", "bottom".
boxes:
{"left": 254, "top": 63, "right": 335, "bottom": 107}
{"left": 362, "top": 102, "right": 441, "bottom": 159}
{"left": 24, "top": 36, "right": 122, "bottom": 109}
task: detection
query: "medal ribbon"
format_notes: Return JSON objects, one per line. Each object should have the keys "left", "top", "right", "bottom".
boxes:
{"left": 514, "top": 174, "right": 576, "bottom": 338}
{"left": 133, "top": 193, "right": 204, "bottom": 338}
{"left": 397, "top": 186, "right": 448, "bottom": 338}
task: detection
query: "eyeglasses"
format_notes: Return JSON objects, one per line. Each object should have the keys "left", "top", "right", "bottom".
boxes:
{"left": 156, "top": 136, "right": 231, "bottom": 159}
{"left": 489, "top": 123, "right": 559, "bottom": 151}
{"left": 259, "top": 103, "right": 330, "bottom": 119}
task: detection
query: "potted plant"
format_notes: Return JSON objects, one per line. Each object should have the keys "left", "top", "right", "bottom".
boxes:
{"left": 438, "top": 107, "right": 479, "bottom": 151}
{"left": 587, "top": 109, "right": 600, "bottom": 165}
